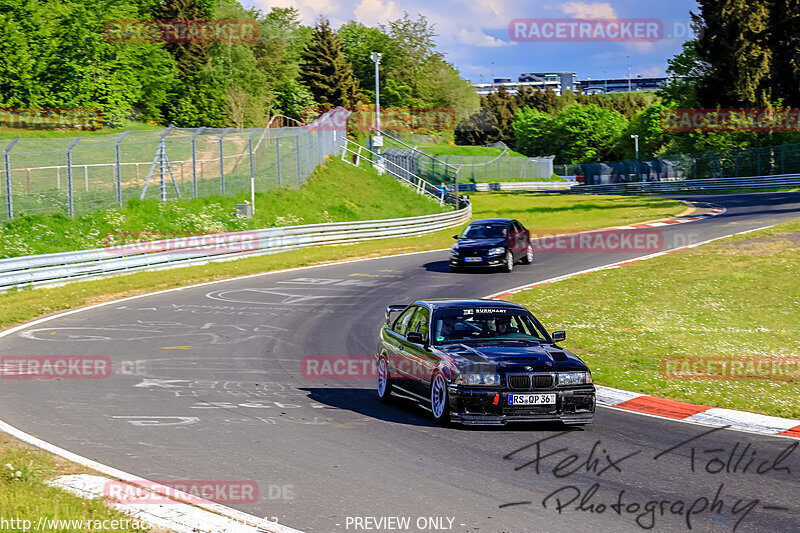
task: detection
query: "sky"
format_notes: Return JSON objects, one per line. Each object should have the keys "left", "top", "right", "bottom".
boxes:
{"left": 242, "top": 0, "right": 700, "bottom": 83}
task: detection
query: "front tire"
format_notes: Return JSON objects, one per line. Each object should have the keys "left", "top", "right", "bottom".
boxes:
{"left": 503, "top": 250, "right": 514, "bottom": 272}
{"left": 430, "top": 372, "right": 451, "bottom": 425}
{"left": 377, "top": 356, "right": 393, "bottom": 403}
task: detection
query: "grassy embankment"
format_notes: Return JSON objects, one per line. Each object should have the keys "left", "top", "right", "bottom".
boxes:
{"left": 0, "top": 157, "right": 444, "bottom": 257}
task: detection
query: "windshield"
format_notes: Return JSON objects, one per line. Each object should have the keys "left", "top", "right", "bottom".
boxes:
{"left": 460, "top": 223, "right": 507, "bottom": 240}
{"left": 431, "top": 307, "right": 549, "bottom": 344}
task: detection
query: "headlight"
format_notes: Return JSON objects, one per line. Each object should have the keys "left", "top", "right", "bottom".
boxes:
{"left": 558, "top": 371, "right": 592, "bottom": 386}
{"left": 457, "top": 373, "right": 501, "bottom": 386}
{"left": 487, "top": 247, "right": 505, "bottom": 256}
{"left": 450, "top": 245, "right": 459, "bottom": 255}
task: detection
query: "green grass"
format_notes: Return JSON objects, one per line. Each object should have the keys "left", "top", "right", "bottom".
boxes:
{"left": 420, "top": 145, "right": 527, "bottom": 158}
{"left": 0, "top": 158, "right": 445, "bottom": 257}
{"left": 507, "top": 219, "right": 800, "bottom": 419}
{"left": 0, "top": 434, "right": 157, "bottom": 532}
{"left": 468, "top": 192, "right": 685, "bottom": 233}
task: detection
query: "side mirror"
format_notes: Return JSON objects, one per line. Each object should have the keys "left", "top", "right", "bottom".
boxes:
{"left": 407, "top": 331, "right": 427, "bottom": 346}
{"left": 453, "top": 234, "right": 459, "bottom": 239}
{"left": 551, "top": 331, "right": 566, "bottom": 343}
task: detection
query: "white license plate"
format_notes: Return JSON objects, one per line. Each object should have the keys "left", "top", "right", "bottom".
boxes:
{"left": 508, "top": 393, "right": 556, "bottom": 406}
{"left": 464, "top": 257, "right": 482, "bottom": 262}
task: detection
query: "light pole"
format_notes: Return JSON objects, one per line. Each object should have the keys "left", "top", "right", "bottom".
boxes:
{"left": 631, "top": 134, "right": 639, "bottom": 180}
{"left": 370, "top": 52, "right": 383, "bottom": 170}
{"left": 627, "top": 56, "right": 632, "bottom": 92}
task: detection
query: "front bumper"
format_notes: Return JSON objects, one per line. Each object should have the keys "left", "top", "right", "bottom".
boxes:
{"left": 450, "top": 255, "right": 506, "bottom": 268}
{"left": 447, "top": 385, "right": 596, "bottom": 426}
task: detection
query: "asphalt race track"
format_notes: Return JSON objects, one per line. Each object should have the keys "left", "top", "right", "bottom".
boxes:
{"left": 1, "top": 192, "right": 799, "bottom": 533}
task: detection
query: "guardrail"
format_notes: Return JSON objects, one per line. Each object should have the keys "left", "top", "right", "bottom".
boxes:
{"left": 457, "top": 181, "right": 577, "bottom": 192}
{"left": 0, "top": 204, "right": 472, "bottom": 292}
{"left": 572, "top": 174, "right": 800, "bottom": 194}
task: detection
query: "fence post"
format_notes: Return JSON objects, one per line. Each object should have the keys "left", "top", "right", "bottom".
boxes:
{"left": 66, "top": 137, "right": 81, "bottom": 217}
{"left": 454, "top": 167, "right": 460, "bottom": 210}
{"left": 192, "top": 128, "right": 203, "bottom": 198}
{"left": 115, "top": 131, "right": 130, "bottom": 206}
{"left": 219, "top": 128, "right": 231, "bottom": 194}
{"left": 4, "top": 137, "right": 20, "bottom": 219}
{"left": 248, "top": 128, "right": 260, "bottom": 210}
{"left": 296, "top": 133, "right": 302, "bottom": 186}
{"left": 276, "top": 126, "right": 286, "bottom": 187}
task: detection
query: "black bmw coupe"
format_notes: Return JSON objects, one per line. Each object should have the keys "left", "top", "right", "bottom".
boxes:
{"left": 377, "top": 299, "right": 595, "bottom": 426}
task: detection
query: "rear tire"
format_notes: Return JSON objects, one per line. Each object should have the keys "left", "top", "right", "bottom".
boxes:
{"left": 377, "top": 356, "right": 393, "bottom": 403}
{"left": 521, "top": 243, "right": 534, "bottom": 265}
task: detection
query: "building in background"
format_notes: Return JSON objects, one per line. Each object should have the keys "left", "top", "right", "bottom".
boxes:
{"left": 579, "top": 76, "right": 666, "bottom": 94}
{"left": 474, "top": 78, "right": 562, "bottom": 97}
{"left": 519, "top": 72, "right": 578, "bottom": 93}
{"left": 473, "top": 71, "right": 667, "bottom": 96}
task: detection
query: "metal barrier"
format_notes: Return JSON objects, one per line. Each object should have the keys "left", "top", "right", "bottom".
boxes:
{"left": 572, "top": 174, "right": 800, "bottom": 194}
{"left": 0, "top": 204, "right": 472, "bottom": 292}
{"left": 457, "top": 181, "right": 577, "bottom": 191}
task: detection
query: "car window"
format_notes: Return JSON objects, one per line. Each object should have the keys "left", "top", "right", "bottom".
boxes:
{"left": 407, "top": 307, "right": 430, "bottom": 338}
{"left": 460, "top": 223, "right": 508, "bottom": 239}
{"left": 392, "top": 306, "right": 417, "bottom": 335}
{"left": 432, "top": 307, "right": 549, "bottom": 344}
{"left": 512, "top": 221, "right": 523, "bottom": 232}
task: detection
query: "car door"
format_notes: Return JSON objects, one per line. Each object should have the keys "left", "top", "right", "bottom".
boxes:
{"left": 513, "top": 220, "right": 529, "bottom": 258}
{"left": 507, "top": 221, "right": 521, "bottom": 259}
{"left": 400, "top": 306, "right": 434, "bottom": 397}
{"left": 386, "top": 306, "right": 417, "bottom": 388}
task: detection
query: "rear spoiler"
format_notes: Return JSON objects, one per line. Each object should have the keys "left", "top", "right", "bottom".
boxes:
{"left": 385, "top": 305, "right": 407, "bottom": 325}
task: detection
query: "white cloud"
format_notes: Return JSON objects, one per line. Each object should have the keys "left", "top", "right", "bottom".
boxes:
{"left": 452, "top": 27, "right": 516, "bottom": 48}
{"left": 250, "top": 0, "right": 345, "bottom": 24}
{"left": 353, "top": 0, "right": 402, "bottom": 26}
{"left": 639, "top": 65, "right": 664, "bottom": 77}
{"left": 561, "top": 2, "right": 616, "bottom": 19}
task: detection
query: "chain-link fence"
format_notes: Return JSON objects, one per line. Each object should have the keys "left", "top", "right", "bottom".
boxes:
{"left": 380, "top": 148, "right": 556, "bottom": 185}
{"left": 0, "top": 109, "right": 346, "bottom": 220}
{"left": 554, "top": 142, "right": 800, "bottom": 185}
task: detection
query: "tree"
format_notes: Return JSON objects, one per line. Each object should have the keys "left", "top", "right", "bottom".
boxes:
{"left": 620, "top": 103, "right": 671, "bottom": 159}
{"left": 515, "top": 86, "right": 557, "bottom": 115}
{"left": 512, "top": 108, "right": 554, "bottom": 157}
{"left": 338, "top": 21, "right": 396, "bottom": 101}
{"left": 551, "top": 104, "right": 628, "bottom": 163}
{"left": 454, "top": 108, "right": 498, "bottom": 146}
{"left": 769, "top": 0, "right": 800, "bottom": 107}
{"left": 479, "top": 86, "right": 516, "bottom": 144}
{"left": 300, "top": 18, "right": 361, "bottom": 108}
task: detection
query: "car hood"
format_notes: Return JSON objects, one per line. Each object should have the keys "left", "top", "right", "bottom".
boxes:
{"left": 437, "top": 342, "right": 588, "bottom": 373}
{"left": 456, "top": 238, "right": 507, "bottom": 250}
